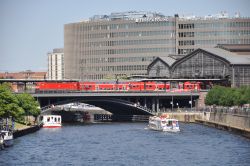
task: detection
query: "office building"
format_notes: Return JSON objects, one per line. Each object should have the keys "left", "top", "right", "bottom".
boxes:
{"left": 64, "top": 11, "right": 250, "bottom": 80}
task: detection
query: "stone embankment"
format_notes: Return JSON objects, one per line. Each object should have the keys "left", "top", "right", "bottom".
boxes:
{"left": 195, "top": 111, "right": 250, "bottom": 138}
{"left": 159, "top": 111, "right": 250, "bottom": 138}
{"left": 13, "top": 124, "right": 41, "bottom": 138}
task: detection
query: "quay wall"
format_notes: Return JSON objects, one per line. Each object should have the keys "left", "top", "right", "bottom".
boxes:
{"left": 158, "top": 111, "right": 250, "bottom": 138}
{"left": 13, "top": 125, "right": 41, "bottom": 139}
{"left": 195, "top": 111, "right": 250, "bottom": 138}
{"left": 158, "top": 112, "right": 202, "bottom": 122}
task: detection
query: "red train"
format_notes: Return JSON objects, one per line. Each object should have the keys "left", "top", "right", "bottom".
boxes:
{"left": 35, "top": 81, "right": 202, "bottom": 92}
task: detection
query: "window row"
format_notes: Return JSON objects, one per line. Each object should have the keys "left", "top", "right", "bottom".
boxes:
{"left": 178, "top": 24, "right": 194, "bottom": 29}
{"left": 80, "top": 65, "right": 148, "bottom": 72}
{"left": 85, "top": 31, "right": 175, "bottom": 39}
{"left": 85, "top": 39, "right": 176, "bottom": 47}
{"left": 81, "top": 73, "right": 147, "bottom": 80}
{"left": 82, "top": 48, "right": 175, "bottom": 55}
{"left": 193, "top": 21, "right": 250, "bottom": 28}
{"left": 194, "top": 39, "right": 250, "bottom": 45}
{"left": 179, "top": 32, "right": 194, "bottom": 37}
{"left": 179, "top": 40, "right": 195, "bottom": 46}
{"left": 178, "top": 49, "right": 195, "bottom": 55}
{"left": 194, "top": 30, "right": 250, "bottom": 36}
{"left": 80, "top": 56, "right": 154, "bottom": 64}
{"left": 80, "top": 21, "right": 176, "bottom": 31}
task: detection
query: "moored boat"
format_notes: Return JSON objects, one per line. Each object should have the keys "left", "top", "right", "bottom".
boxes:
{"left": 0, "top": 130, "right": 13, "bottom": 147}
{"left": 148, "top": 114, "right": 180, "bottom": 132}
{"left": 42, "top": 115, "right": 62, "bottom": 128}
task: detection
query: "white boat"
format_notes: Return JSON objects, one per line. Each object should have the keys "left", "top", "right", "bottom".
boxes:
{"left": 148, "top": 115, "right": 180, "bottom": 132}
{"left": 42, "top": 115, "right": 62, "bottom": 128}
{"left": 0, "top": 130, "right": 13, "bottom": 147}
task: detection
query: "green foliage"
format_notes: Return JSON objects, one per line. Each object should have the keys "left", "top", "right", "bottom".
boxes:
{"left": 0, "top": 82, "right": 12, "bottom": 92}
{"left": 205, "top": 85, "right": 250, "bottom": 106}
{"left": 0, "top": 84, "right": 40, "bottom": 120}
{"left": 0, "top": 84, "right": 24, "bottom": 119}
{"left": 205, "top": 86, "right": 224, "bottom": 105}
{"left": 16, "top": 93, "right": 40, "bottom": 118}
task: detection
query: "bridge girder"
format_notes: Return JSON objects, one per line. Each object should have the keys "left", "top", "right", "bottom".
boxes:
{"left": 39, "top": 97, "right": 153, "bottom": 115}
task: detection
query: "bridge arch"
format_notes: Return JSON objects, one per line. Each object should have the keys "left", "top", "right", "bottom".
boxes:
{"left": 40, "top": 97, "right": 153, "bottom": 115}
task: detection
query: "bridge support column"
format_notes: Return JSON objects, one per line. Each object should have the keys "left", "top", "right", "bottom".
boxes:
{"left": 24, "top": 82, "right": 27, "bottom": 92}
{"left": 156, "top": 98, "right": 159, "bottom": 113}
{"left": 152, "top": 98, "right": 155, "bottom": 112}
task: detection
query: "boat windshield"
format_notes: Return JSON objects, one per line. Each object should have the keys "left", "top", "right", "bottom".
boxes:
{"left": 167, "top": 121, "right": 172, "bottom": 126}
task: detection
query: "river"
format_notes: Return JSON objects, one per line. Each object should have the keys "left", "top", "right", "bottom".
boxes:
{"left": 0, "top": 123, "right": 250, "bottom": 166}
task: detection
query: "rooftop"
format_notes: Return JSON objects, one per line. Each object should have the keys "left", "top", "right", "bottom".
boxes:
{"left": 216, "top": 44, "right": 250, "bottom": 54}
{"left": 202, "top": 48, "right": 250, "bottom": 65}
{"left": 85, "top": 11, "right": 247, "bottom": 22}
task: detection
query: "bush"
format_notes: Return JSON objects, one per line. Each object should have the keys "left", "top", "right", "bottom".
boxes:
{"left": 205, "top": 85, "right": 250, "bottom": 107}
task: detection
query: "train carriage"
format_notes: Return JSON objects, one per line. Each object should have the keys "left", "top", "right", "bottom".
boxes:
{"left": 35, "top": 81, "right": 203, "bottom": 92}
{"left": 36, "top": 82, "right": 80, "bottom": 92}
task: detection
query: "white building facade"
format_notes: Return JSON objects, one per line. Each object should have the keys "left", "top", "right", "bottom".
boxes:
{"left": 47, "top": 48, "right": 64, "bottom": 80}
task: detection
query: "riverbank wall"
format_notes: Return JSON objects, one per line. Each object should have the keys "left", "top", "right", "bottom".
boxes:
{"left": 195, "top": 111, "right": 250, "bottom": 138}
{"left": 157, "top": 111, "right": 250, "bottom": 138}
{"left": 161, "top": 112, "right": 202, "bottom": 122}
{"left": 13, "top": 125, "right": 41, "bottom": 139}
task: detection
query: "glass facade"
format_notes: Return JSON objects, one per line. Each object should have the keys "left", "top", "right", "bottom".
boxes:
{"left": 64, "top": 12, "right": 250, "bottom": 80}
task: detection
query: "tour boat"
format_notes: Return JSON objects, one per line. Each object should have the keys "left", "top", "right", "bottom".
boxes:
{"left": 42, "top": 115, "right": 62, "bottom": 128}
{"left": 148, "top": 114, "right": 180, "bottom": 132}
{"left": 0, "top": 130, "right": 13, "bottom": 147}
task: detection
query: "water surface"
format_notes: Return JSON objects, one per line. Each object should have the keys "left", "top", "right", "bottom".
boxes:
{"left": 0, "top": 123, "right": 250, "bottom": 166}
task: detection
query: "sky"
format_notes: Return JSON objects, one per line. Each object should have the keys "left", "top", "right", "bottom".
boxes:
{"left": 0, "top": 0, "right": 250, "bottom": 72}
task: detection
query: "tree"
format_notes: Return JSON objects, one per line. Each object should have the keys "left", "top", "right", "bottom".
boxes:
{"left": 234, "top": 87, "right": 246, "bottom": 106}
{"left": 219, "top": 88, "right": 234, "bottom": 107}
{"left": 16, "top": 93, "right": 40, "bottom": 119}
{"left": 0, "top": 84, "right": 24, "bottom": 119}
{"left": 0, "top": 82, "right": 12, "bottom": 92}
{"left": 205, "top": 85, "right": 250, "bottom": 107}
{"left": 205, "top": 85, "right": 224, "bottom": 106}
{"left": 241, "top": 86, "right": 250, "bottom": 104}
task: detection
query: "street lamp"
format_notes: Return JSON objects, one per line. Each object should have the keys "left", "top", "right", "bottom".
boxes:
{"left": 190, "top": 91, "right": 193, "bottom": 111}
{"left": 189, "top": 100, "right": 192, "bottom": 111}
{"left": 171, "top": 96, "right": 173, "bottom": 111}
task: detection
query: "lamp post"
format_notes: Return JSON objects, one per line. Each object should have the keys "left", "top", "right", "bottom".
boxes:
{"left": 190, "top": 91, "right": 193, "bottom": 111}
{"left": 171, "top": 96, "right": 173, "bottom": 111}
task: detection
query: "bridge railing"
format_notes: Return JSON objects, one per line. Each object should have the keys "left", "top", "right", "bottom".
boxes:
{"left": 31, "top": 89, "right": 201, "bottom": 94}
{"left": 200, "top": 106, "right": 250, "bottom": 116}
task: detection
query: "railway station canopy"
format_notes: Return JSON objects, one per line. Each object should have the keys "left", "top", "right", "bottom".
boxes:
{"left": 148, "top": 45, "right": 250, "bottom": 87}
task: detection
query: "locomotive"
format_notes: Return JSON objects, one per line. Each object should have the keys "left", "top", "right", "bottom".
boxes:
{"left": 35, "top": 81, "right": 202, "bottom": 92}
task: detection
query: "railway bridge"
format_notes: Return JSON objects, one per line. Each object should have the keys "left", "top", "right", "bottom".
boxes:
{"left": 32, "top": 91, "right": 201, "bottom": 115}
{"left": 0, "top": 78, "right": 209, "bottom": 115}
